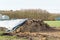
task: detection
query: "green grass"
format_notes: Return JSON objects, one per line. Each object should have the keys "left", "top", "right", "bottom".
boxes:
{"left": 0, "top": 35, "right": 27, "bottom": 40}
{"left": 0, "top": 31, "right": 27, "bottom": 40}
{"left": 44, "top": 21, "right": 60, "bottom": 27}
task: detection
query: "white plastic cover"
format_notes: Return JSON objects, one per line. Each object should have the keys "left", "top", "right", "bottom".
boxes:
{"left": 0, "top": 19, "right": 27, "bottom": 31}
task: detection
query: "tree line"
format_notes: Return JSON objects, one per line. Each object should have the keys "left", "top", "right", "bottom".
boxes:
{"left": 0, "top": 9, "right": 60, "bottom": 20}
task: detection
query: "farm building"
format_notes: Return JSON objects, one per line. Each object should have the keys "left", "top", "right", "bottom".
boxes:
{"left": 0, "top": 14, "right": 9, "bottom": 20}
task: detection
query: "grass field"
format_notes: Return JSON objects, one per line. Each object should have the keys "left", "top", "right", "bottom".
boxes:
{"left": 44, "top": 21, "right": 60, "bottom": 27}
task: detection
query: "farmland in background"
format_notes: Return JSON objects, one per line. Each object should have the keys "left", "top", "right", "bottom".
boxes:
{"left": 44, "top": 21, "right": 60, "bottom": 27}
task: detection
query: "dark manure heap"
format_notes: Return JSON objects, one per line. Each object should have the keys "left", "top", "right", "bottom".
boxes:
{"left": 15, "top": 19, "right": 55, "bottom": 33}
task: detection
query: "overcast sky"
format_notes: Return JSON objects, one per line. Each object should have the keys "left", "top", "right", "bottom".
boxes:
{"left": 0, "top": 0, "right": 60, "bottom": 13}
